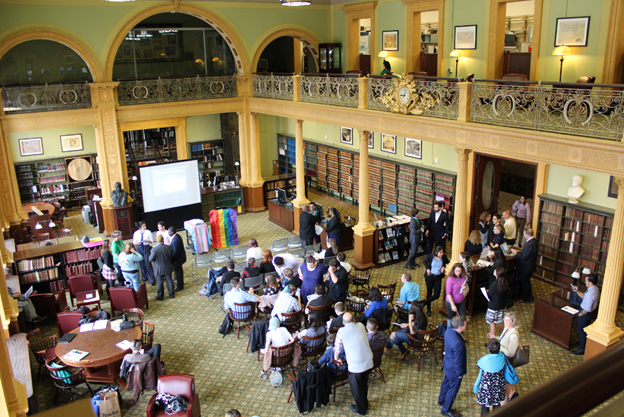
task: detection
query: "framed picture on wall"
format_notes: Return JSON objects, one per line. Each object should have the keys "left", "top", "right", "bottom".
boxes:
{"left": 368, "top": 132, "right": 374, "bottom": 149}
{"left": 381, "top": 134, "right": 396, "bottom": 154}
{"left": 340, "top": 127, "right": 353, "bottom": 145}
{"left": 405, "top": 138, "right": 422, "bottom": 159}
{"left": 454, "top": 25, "right": 477, "bottom": 50}
{"left": 60, "top": 134, "right": 83, "bottom": 152}
{"left": 18, "top": 137, "right": 43, "bottom": 157}
{"left": 382, "top": 30, "right": 399, "bottom": 51}
{"left": 608, "top": 176, "right": 619, "bottom": 198}
{"left": 555, "top": 16, "right": 590, "bottom": 47}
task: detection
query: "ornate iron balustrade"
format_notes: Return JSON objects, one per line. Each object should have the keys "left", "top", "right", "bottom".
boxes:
{"left": 1, "top": 83, "right": 92, "bottom": 114}
{"left": 367, "top": 76, "right": 460, "bottom": 119}
{"left": 252, "top": 74, "right": 293, "bottom": 101}
{"left": 471, "top": 80, "right": 624, "bottom": 141}
{"left": 301, "top": 75, "right": 358, "bottom": 108}
{"left": 117, "top": 75, "right": 237, "bottom": 106}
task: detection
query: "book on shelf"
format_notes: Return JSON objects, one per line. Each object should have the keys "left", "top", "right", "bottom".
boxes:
{"left": 392, "top": 251, "right": 399, "bottom": 260}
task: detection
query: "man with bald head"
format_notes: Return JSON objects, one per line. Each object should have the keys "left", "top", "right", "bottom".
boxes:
{"left": 334, "top": 312, "right": 374, "bottom": 415}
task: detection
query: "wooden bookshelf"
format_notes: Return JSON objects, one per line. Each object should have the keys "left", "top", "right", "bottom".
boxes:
{"left": 189, "top": 140, "right": 225, "bottom": 188}
{"left": 262, "top": 173, "right": 298, "bottom": 207}
{"left": 373, "top": 220, "right": 412, "bottom": 266}
{"left": 534, "top": 194, "right": 622, "bottom": 309}
{"left": 277, "top": 134, "right": 296, "bottom": 174}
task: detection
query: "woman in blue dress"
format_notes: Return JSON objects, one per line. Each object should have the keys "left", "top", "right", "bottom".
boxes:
{"left": 298, "top": 256, "right": 328, "bottom": 304}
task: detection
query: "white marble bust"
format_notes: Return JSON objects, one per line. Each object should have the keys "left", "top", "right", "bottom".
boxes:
{"left": 567, "top": 175, "right": 585, "bottom": 204}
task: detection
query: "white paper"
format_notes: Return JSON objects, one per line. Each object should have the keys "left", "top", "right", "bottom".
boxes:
{"left": 24, "top": 286, "right": 33, "bottom": 299}
{"left": 561, "top": 306, "right": 579, "bottom": 315}
{"left": 116, "top": 340, "right": 133, "bottom": 350}
{"left": 476, "top": 260, "right": 493, "bottom": 268}
{"left": 93, "top": 320, "right": 108, "bottom": 330}
{"left": 85, "top": 293, "right": 93, "bottom": 299}
{"left": 63, "top": 349, "right": 89, "bottom": 361}
{"left": 480, "top": 287, "right": 491, "bottom": 302}
{"left": 79, "top": 323, "right": 94, "bottom": 332}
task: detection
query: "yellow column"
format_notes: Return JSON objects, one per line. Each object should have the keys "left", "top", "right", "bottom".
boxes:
{"left": 0, "top": 120, "right": 27, "bottom": 225}
{"left": 352, "top": 129, "right": 376, "bottom": 269}
{"left": 236, "top": 111, "right": 250, "bottom": 187}
{"left": 584, "top": 177, "right": 624, "bottom": 360}
{"left": 89, "top": 82, "right": 124, "bottom": 234}
{"left": 292, "top": 119, "right": 310, "bottom": 235}
{"left": 358, "top": 77, "right": 368, "bottom": 110}
{"left": 532, "top": 163, "right": 549, "bottom": 232}
{"left": 175, "top": 120, "right": 188, "bottom": 161}
{"left": 457, "top": 81, "right": 473, "bottom": 123}
{"left": 451, "top": 147, "right": 471, "bottom": 261}
{"left": 242, "top": 111, "right": 265, "bottom": 212}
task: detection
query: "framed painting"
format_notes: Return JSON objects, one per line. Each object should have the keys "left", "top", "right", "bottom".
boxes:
{"left": 382, "top": 30, "right": 399, "bottom": 51}
{"left": 454, "top": 25, "right": 477, "bottom": 50}
{"left": 60, "top": 134, "right": 83, "bottom": 152}
{"left": 18, "top": 137, "right": 43, "bottom": 157}
{"left": 381, "top": 134, "right": 396, "bottom": 154}
{"left": 340, "top": 127, "right": 353, "bottom": 145}
{"left": 608, "top": 176, "right": 619, "bottom": 198}
{"left": 368, "top": 132, "right": 374, "bottom": 149}
{"left": 405, "top": 138, "right": 422, "bottom": 159}
{"left": 555, "top": 16, "right": 590, "bottom": 47}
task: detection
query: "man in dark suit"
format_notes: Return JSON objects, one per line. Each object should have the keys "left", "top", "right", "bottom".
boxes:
{"left": 512, "top": 228, "right": 538, "bottom": 303}
{"left": 299, "top": 204, "right": 317, "bottom": 249}
{"left": 405, "top": 208, "right": 423, "bottom": 269}
{"left": 148, "top": 234, "right": 175, "bottom": 300}
{"left": 168, "top": 226, "right": 187, "bottom": 292}
{"left": 438, "top": 315, "right": 467, "bottom": 417}
{"left": 425, "top": 201, "right": 449, "bottom": 254}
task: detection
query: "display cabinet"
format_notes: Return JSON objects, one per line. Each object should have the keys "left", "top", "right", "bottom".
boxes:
{"left": 319, "top": 43, "right": 342, "bottom": 73}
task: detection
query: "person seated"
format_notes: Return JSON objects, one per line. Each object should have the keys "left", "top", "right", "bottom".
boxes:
{"left": 246, "top": 238, "right": 263, "bottom": 260}
{"left": 260, "top": 317, "right": 295, "bottom": 379}
{"left": 314, "top": 237, "right": 339, "bottom": 259}
{"left": 6, "top": 285, "right": 46, "bottom": 323}
{"left": 306, "top": 284, "right": 332, "bottom": 313}
{"left": 325, "top": 259, "right": 349, "bottom": 303}
{"left": 282, "top": 268, "right": 302, "bottom": 290}
{"left": 208, "top": 261, "right": 240, "bottom": 296}
{"left": 225, "top": 410, "right": 241, "bottom": 417}
{"left": 273, "top": 253, "right": 304, "bottom": 280}
{"left": 328, "top": 302, "right": 346, "bottom": 334}
{"left": 259, "top": 250, "right": 276, "bottom": 274}
{"left": 489, "top": 224, "right": 505, "bottom": 249}
{"left": 263, "top": 274, "right": 282, "bottom": 296}
{"left": 242, "top": 258, "right": 261, "bottom": 279}
{"left": 271, "top": 284, "right": 301, "bottom": 322}
{"left": 464, "top": 230, "right": 483, "bottom": 257}
{"left": 120, "top": 339, "right": 162, "bottom": 378}
{"left": 361, "top": 287, "right": 389, "bottom": 321}
{"left": 336, "top": 252, "right": 352, "bottom": 274}
{"left": 386, "top": 302, "right": 428, "bottom": 356}
{"left": 395, "top": 273, "right": 420, "bottom": 312}
{"left": 295, "top": 312, "right": 326, "bottom": 345}
{"left": 224, "top": 278, "right": 260, "bottom": 314}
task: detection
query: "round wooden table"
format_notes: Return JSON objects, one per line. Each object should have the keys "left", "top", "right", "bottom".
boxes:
{"left": 55, "top": 321, "right": 142, "bottom": 385}
{"left": 22, "top": 202, "right": 55, "bottom": 216}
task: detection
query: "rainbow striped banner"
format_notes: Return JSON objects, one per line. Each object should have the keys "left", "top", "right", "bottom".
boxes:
{"left": 209, "top": 208, "right": 239, "bottom": 248}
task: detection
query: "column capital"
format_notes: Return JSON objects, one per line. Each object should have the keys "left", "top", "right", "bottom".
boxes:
{"left": 455, "top": 147, "right": 471, "bottom": 159}
{"left": 357, "top": 129, "right": 371, "bottom": 139}
{"left": 294, "top": 119, "right": 304, "bottom": 126}
{"left": 614, "top": 177, "right": 624, "bottom": 192}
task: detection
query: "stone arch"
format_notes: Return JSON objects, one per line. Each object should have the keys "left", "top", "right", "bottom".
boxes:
{"left": 104, "top": 4, "right": 250, "bottom": 81}
{"left": 251, "top": 27, "right": 321, "bottom": 74}
{"left": 0, "top": 30, "right": 104, "bottom": 82}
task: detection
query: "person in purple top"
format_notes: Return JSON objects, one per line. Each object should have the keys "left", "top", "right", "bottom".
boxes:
{"left": 299, "top": 256, "right": 328, "bottom": 304}
{"left": 445, "top": 263, "right": 468, "bottom": 323}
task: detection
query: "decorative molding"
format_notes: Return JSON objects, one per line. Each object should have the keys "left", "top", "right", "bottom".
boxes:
{"left": 250, "top": 28, "right": 321, "bottom": 75}
{"left": 0, "top": 108, "right": 98, "bottom": 133}
{"left": 342, "top": 2, "right": 377, "bottom": 73}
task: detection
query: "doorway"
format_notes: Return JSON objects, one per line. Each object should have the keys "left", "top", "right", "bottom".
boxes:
{"left": 471, "top": 154, "right": 537, "bottom": 233}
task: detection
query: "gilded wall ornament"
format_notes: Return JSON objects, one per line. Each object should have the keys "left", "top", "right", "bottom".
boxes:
{"left": 380, "top": 75, "right": 437, "bottom": 115}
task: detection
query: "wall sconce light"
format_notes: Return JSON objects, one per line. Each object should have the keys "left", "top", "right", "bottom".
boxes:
{"left": 449, "top": 50, "right": 465, "bottom": 78}
{"left": 571, "top": 265, "right": 592, "bottom": 279}
{"left": 552, "top": 46, "right": 572, "bottom": 83}
{"left": 35, "top": 222, "right": 43, "bottom": 230}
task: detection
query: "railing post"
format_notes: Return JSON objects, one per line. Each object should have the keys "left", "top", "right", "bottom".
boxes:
{"left": 358, "top": 76, "right": 368, "bottom": 110}
{"left": 292, "top": 75, "right": 301, "bottom": 102}
{"left": 457, "top": 81, "right": 472, "bottom": 122}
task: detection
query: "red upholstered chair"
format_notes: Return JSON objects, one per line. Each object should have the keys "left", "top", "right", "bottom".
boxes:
{"left": 56, "top": 312, "right": 83, "bottom": 337}
{"left": 109, "top": 284, "right": 149, "bottom": 317}
{"left": 68, "top": 275, "right": 95, "bottom": 307}
{"left": 30, "top": 289, "right": 68, "bottom": 318}
{"left": 146, "top": 374, "right": 200, "bottom": 417}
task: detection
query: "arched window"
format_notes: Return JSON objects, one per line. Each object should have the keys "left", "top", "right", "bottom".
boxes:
{"left": 0, "top": 40, "right": 93, "bottom": 85}
{"left": 112, "top": 13, "right": 236, "bottom": 80}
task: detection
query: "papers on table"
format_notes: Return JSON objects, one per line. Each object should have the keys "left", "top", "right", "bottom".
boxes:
{"left": 561, "top": 306, "right": 579, "bottom": 315}
{"left": 63, "top": 349, "right": 89, "bottom": 361}
{"left": 480, "top": 287, "right": 491, "bottom": 302}
{"left": 93, "top": 320, "right": 108, "bottom": 330}
{"left": 80, "top": 323, "right": 94, "bottom": 332}
{"left": 116, "top": 340, "right": 133, "bottom": 351}
{"left": 391, "top": 322, "right": 404, "bottom": 327}
{"left": 110, "top": 319, "right": 122, "bottom": 332}
{"left": 476, "top": 260, "right": 493, "bottom": 268}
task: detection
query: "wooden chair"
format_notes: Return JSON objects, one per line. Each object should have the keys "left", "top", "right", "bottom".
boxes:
{"left": 32, "top": 233, "right": 50, "bottom": 242}
{"left": 281, "top": 310, "right": 303, "bottom": 334}
{"left": 370, "top": 345, "right": 386, "bottom": 383}
{"left": 109, "top": 284, "right": 149, "bottom": 317}
{"left": 45, "top": 357, "right": 94, "bottom": 403}
{"left": 297, "top": 332, "right": 327, "bottom": 368}
{"left": 123, "top": 308, "right": 144, "bottom": 327}
{"left": 229, "top": 301, "right": 257, "bottom": 339}
{"left": 405, "top": 326, "right": 439, "bottom": 371}
{"left": 67, "top": 275, "right": 95, "bottom": 307}
{"left": 349, "top": 267, "right": 372, "bottom": 292}
{"left": 29, "top": 289, "right": 68, "bottom": 318}
{"left": 51, "top": 207, "right": 66, "bottom": 228}
{"left": 307, "top": 303, "right": 333, "bottom": 326}
{"left": 378, "top": 282, "right": 396, "bottom": 307}
{"left": 328, "top": 360, "right": 349, "bottom": 401}
{"left": 56, "top": 312, "right": 83, "bottom": 337}
{"left": 268, "top": 341, "right": 296, "bottom": 378}
{"left": 346, "top": 293, "right": 367, "bottom": 319}
{"left": 142, "top": 321, "right": 155, "bottom": 351}
{"left": 55, "top": 228, "right": 72, "bottom": 238}
{"left": 26, "top": 329, "right": 58, "bottom": 380}
{"left": 146, "top": 374, "right": 201, "bottom": 417}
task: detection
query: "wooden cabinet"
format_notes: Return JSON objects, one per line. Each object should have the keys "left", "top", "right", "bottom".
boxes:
{"left": 201, "top": 188, "right": 244, "bottom": 219}
{"left": 319, "top": 43, "right": 341, "bottom": 73}
{"left": 373, "top": 221, "right": 411, "bottom": 266}
{"left": 268, "top": 200, "right": 294, "bottom": 232}
{"left": 262, "top": 173, "right": 297, "bottom": 207}
{"left": 189, "top": 140, "right": 225, "bottom": 188}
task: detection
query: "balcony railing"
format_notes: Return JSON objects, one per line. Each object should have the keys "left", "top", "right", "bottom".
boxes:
{"left": 252, "top": 73, "right": 293, "bottom": 101}
{"left": 117, "top": 74, "right": 237, "bottom": 106}
{"left": 471, "top": 79, "right": 624, "bottom": 141}
{"left": 1, "top": 83, "right": 92, "bottom": 114}
{"left": 301, "top": 74, "right": 359, "bottom": 108}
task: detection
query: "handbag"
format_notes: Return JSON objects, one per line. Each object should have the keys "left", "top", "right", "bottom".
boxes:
{"left": 510, "top": 344, "right": 530, "bottom": 368}
{"left": 504, "top": 357, "right": 520, "bottom": 385}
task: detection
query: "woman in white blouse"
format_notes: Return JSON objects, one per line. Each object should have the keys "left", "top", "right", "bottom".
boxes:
{"left": 246, "top": 238, "right": 263, "bottom": 260}
{"left": 488, "top": 311, "right": 520, "bottom": 401}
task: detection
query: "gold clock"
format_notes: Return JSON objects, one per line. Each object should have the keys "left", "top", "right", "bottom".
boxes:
{"left": 380, "top": 75, "right": 436, "bottom": 115}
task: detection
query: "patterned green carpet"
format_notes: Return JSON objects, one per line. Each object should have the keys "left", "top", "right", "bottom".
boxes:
{"left": 25, "top": 201, "right": 620, "bottom": 417}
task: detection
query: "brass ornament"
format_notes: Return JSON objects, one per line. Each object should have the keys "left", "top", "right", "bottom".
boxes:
{"left": 380, "top": 75, "right": 437, "bottom": 115}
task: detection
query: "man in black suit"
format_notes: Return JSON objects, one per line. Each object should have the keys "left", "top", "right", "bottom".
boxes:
{"left": 512, "top": 228, "right": 538, "bottom": 303}
{"left": 425, "top": 201, "right": 449, "bottom": 254}
{"left": 168, "top": 226, "right": 187, "bottom": 292}
{"left": 438, "top": 315, "right": 467, "bottom": 417}
{"left": 299, "top": 204, "right": 317, "bottom": 249}
{"left": 149, "top": 234, "right": 175, "bottom": 300}
{"left": 405, "top": 208, "right": 423, "bottom": 269}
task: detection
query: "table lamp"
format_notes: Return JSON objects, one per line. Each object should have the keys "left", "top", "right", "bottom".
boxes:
{"left": 449, "top": 50, "right": 465, "bottom": 78}
{"left": 571, "top": 265, "right": 592, "bottom": 279}
{"left": 552, "top": 46, "right": 571, "bottom": 83}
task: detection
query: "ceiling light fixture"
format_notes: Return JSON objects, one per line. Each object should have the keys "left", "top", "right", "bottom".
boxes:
{"left": 280, "top": 0, "right": 311, "bottom": 6}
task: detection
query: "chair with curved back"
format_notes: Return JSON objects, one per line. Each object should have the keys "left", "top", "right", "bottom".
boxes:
{"left": 123, "top": 308, "right": 144, "bottom": 327}
{"left": 268, "top": 341, "right": 296, "bottom": 378}
{"left": 142, "top": 321, "right": 155, "bottom": 351}
{"left": 146, "top": 374, "right": 201, "bottom": 417}
{"left": 346, "top": 292, "right": 367, "bottom": 319}
{"left": 349, "top": 267, "right": 372, "bottom": 292}
{"left": 55, "top": 228, "right": 72, "bottom": 238}
{"left": 229, "top": 301, "right": 257, "bottom": 339}
{"left": 32, "top": 233, "right": 50, "bottom": 242}
{"left": 370, "top": 345, "right": 386, "bottom": 383}
{"left": 109, "top": 284, "right": 149, "bottom": 317}
{"left": 56, "top": 312, "right": 83, "bottom": 337}
{"left": 281, "top": 310, "right": 303, "bottom": 334}
{"left": 378, "top": 282, "right": 397, "bottom": 307}
{"left": 405, "top": 326, "right": 439, "bottom": 371}
{"left": 67, "top": 275, "right": 95, "bottom": 307}
{"left": 307, "top": 303, "right": 333, "bottom": 326}
{"left": 26, "top": 329, "right": 58, "bottom": 380}
{"left": 297, "top": 332, "right": 326, "bottom": 367}
{"left": 45, "top": 357, "right": 94, "bottom": 403}
{"left": 29, "top": 289, "right": 68, "bottom": 319}
{"left": 328, "top": 360, "right": 349, "bottom": 401}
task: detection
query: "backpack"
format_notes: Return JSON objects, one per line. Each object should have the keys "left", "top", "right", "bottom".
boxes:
{"left": 218, "top": 312, "right": 233, "bottom": 337}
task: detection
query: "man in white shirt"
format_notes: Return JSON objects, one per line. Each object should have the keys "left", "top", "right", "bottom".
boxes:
{"left": 502, "top": 211, "right": 517, "bottom": 246}
{"left": 223, "top": 277, "right": 260, "bottom": 314}
{"left": 156, "top": 221, "right": 172, "bottom": 245}
{"left": 273, "top": 253, "right": 304, "bottom": 279}
{"left": 132, "top": 222, "right": 155, "bottom": 285}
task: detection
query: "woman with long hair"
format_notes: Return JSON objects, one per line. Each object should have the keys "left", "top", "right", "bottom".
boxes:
{"left": 488, "top": 247, "right": 507, "bottom": 285}
{"left": 296, "top": 312, "right": 326, "bottom": 345}
{"left": 479, "top": 211, "right": 493, "bottom": 246}
{"left": 486, "top": 267, "right": 508, "bottom": 337}
{"left": 386, "top": 302, "right": 428, "bottom": 357}
{"left": 325, "top": 207, "right": 342, "bottom": 247}
{"left": 259, "top": 249, "right": 275, "bottom": 274}
{"left": 363, "top": 287, "right": 389, "bottom": 318}
{"left": 99, "top": 239, "right": 116, "bottom": 290}
{"left": 118, "top": 242, "right": 144, "bottom": 291}
{"left": 423, "top": 246, "right": 450, "bottom": 317}
{"left": 445, "top": 263, "right": 468, "bottom": 321}
{"left": 465, "top": 230, "right": 483, "bottom": 256}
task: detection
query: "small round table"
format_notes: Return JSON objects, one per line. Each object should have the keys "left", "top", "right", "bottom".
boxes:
{"left": 22, "top": 202, "right": 55, "bottom": 216}
{"left": 55, "top": 321, "right": 142, "bottom": 385}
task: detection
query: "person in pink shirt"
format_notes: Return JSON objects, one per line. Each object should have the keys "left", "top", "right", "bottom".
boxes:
{"left": 445, "top": 263, "right": 468, "bottom": 322}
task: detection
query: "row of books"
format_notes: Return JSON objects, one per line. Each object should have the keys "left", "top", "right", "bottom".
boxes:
{"left": 540, "top": 222, "right": 560, "bottom": 236}
{"left": 64, "top": 262, "right": 94, "bottom": 277}
{"left": 542, "top": 201, "right": 564, "bottom": 215}
{"left": 17, "top": 256, "right": 55, "bottom": 273}
{"left": 541, "top": 212, "right": 562, "bottom": 225}
{"left": 41, "top": 184, "right": 69, "bottom": 195}
{"left": 39, "top": 174, "right": 66, "bottom": 184}
{"left": 20, "top": 267, "right": 59, "bottom": 284}
{"left": 63, "top": 248, "right": 101, "bottom": 264}
{"left": 38, "top": 163, "right": 66, "bottom": 173}
{"left": 49, "top": 279, "right": 68, "bottom": 292}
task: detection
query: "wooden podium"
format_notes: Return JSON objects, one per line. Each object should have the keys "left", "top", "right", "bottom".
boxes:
{"left": 113, "top": 205, "right": 134, "bottom": 240}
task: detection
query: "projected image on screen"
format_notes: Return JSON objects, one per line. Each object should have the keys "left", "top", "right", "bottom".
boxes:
{"left": 140, "top": 160, "right": 201, "bottom": 213}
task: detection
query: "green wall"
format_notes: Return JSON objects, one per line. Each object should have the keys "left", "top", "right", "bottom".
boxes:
{"left": 258, "top": 114, "right": 282, "bottom": 178}
{"left": 546, "top": 164, "right": 616, "bottom": 210}
{"left": 376, "top": 1, "right": 406, "bottom": 75}
{"left": 446, "top": 0, "right": 487, "bottom": 79}
{"left": 9, "top": 126, "right": 96, "bottom": 163}
{"left": 186, "top": 114, "right": 222, "bottom": 143}
{"left": 333, "top": 8, "right": 347, "bottom": 72}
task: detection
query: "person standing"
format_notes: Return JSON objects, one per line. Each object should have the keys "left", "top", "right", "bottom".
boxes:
{"left": 149, "top": 234, "right": 175, "bottom": 300}
{"left": 156, "top": 221, "right": 172, "bottom": 245}
{"left": 512, "top": 196, "right": 531, "bottom": 247}
{"left": 111, "top": 230, "right": 125, "bottom": 286}
{"left": 133, "top": 222, "right": 155, "bottom": 285}
{"left": 310, "top": 202, "right": 323, "bottom": 244}
{"left": 570, "top": 274, "right": 600, "bottom": 355}
{"left": 325, "top": 207, "right": 342, "bottom": 247}
{"left": 438, "top": 315, "right": 468, "bottom": 417}
{"left": 511, "top": 229, "right": 538, "bottom": 303}
{"left": 168, "top": 226, "right": 187, "bottom": 292}
{"left": 299, "top": 205, "right": 317, "bottom": 249}
{"left": 334, "top": 313, "right": 374, "bottom": 416}
{"left": 423, "top": 247, "right": 450, "bottom": 317}
{"left": 405, "top": 208, "right": 423, "bottom": 270}
{"left": 502, "top": 211, "right": 517, "bottom": 246}
{"left": 325, "top": 259, "right": 349, "bottom": 303}
{"left": 118, "top": 243, "right": 143, "bottom": 291}
{"left": 478, "top": 211, "right": 493, "bottom": 247}
{"left": 425, "top": 201, "right": 449, "bottom": 254}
